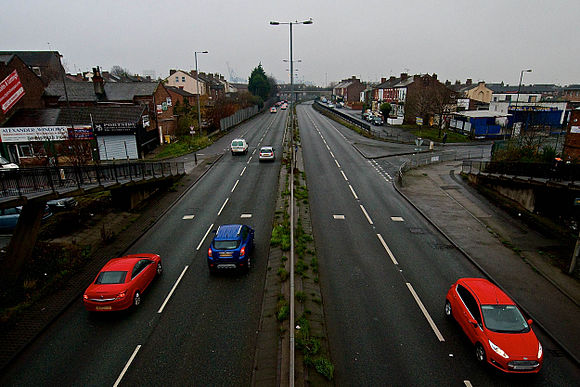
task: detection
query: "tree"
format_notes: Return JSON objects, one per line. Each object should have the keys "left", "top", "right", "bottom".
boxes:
{"left": 110, "top": 65, "right": 132, "bottom": 78}
{"left": 379, "top": 103, "right": 392, "bottom": 119}
{"left": 248, "top": 64, "right": 271, "bottom": 101}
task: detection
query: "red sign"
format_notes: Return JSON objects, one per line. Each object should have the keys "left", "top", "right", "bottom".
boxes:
{"left": 0, "top": 70, "right": 26, "bottom": 113}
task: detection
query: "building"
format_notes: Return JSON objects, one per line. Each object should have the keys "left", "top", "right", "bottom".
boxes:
{"left": 564, "top": 108, "right": 580, "bottom": 160}
{"left": 0, "top": 51, "right": 65, "bottom": 86}
{"left": 0, "top": 54, "right": 46, "bottom": 127}
{"left": 447, "top": 79, "right": 493, "bottom": 110}
{"left": 164, "top": 69, "right": 205, "bottom": 96}
{"left": 332, "top": 76, "right": 365, "bottom": 104}
{"left": 449, "top": 110, "right": 509, "bottom": 138}
{"left": 562, "top": 85, "right": 580, "bottom": 102}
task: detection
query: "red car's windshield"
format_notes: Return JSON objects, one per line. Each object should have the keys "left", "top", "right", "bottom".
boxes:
{"left": 95, "top": 271, "right": 127, "bottom": 284}
{"left": 481, "top": 304, "right": 529, "bottom": 333}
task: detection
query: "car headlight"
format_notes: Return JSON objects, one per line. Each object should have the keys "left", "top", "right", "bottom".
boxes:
{"left": 489, "top": 340, "right": 509, "bottom": 359}
{"left": 538, "top": 342, "right": 543, "bottom": 359}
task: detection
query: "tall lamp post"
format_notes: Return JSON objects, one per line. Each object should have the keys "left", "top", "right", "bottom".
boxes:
{"left": 269, "top": 18, "right": 312, "bottom": 387}
{"left": 194, "top": 50, "right": 208, "bottom": 138}
{"left": 514, "top": 69, "right": 532, "bottom": 136}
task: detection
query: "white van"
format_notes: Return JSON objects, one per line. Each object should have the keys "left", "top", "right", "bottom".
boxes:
{"left": 231, "top": 138, "right": 248, "bottom": 155}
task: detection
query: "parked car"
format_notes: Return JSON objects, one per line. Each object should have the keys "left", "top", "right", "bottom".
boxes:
{"left": 259, "top": 146, "right": 275, "bottom": 162}
{"left": 0, "top": 205, "right": 52, "bottom": 233}
{"left": 231, "top": 138, "right": 248, "bottom": 155}
{"left": 445, "top": 278, "right": 543, "bottom": 373}
{"left": 47, "top": 197, "right": 78, "bottom": 211}
{"left": 0, "top": 156, "right": 18, "bottom": 170}
{"left": 207, "top": 224, "right": 254, "bottom": 273}
{"left": 83, "top": 254, "right": 162, "bottom": 312}
{"left": 372, "top": 116, "right": 384, "bottom": 126}
{"left": 327, "top": 103, "right": 335, "bottom": 108}
{"left": 270, "top": 107, "right": 277, "bottom": 113}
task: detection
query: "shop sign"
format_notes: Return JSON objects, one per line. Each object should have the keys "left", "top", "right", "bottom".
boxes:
{"left": 68, "top": 125, "right": 94, "bottom": 140}
{"left": 0, "top": 70, "right": 26, "bottom": 113}
{"left": 0, "top": 126, "right": 68, "bottom": 142}
{"left": 93, "top": 122, "right": 137, "bottom": 135}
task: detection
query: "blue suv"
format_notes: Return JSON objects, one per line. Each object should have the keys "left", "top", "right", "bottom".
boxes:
{"left": 207, "top": 224, "right": 255, "bottom": 273}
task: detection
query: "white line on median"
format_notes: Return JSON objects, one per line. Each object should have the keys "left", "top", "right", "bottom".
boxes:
{"left": 340, "top": 170, "right": 348, "bottom": 181}
{"left": 464, "top": 381, "right": 473, "bottom": 387}
{"left": 377, "top": 234, "right": 398, "bottom": 265}
{"left": 231, "top": 180, "right": 239, "bottom": 193}
{"left": 240, "top": 166, "right": 246, "bottom": 176}
{"left": 335, "top": 159, "right": 341, "bottom": 168}
{"left": 406, "top": 282, "right": 445, "bottom": 342}
{"left": 158, "top": 265, "right": 189, "bottom": 314}
{"left": 197, "top": 223, "right": 214, "bottom": 251}
{"left": 349, "top": 184, "right": 358, "bottom": 200}
{"left": 247, "top": 157, "right": 252, "bottom": 164}
{"left": 218, "top": 198, "right": 229, "bottom": 216}
{"left": 360, "top": 204, "right": 374, "bottom": 225}
{"left": 113, "top": 345, "right": 142, "bottom": 387}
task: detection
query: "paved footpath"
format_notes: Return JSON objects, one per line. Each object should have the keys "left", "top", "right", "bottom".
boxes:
{"left": 396, "top": 160, "right": 580, "bottom": 364}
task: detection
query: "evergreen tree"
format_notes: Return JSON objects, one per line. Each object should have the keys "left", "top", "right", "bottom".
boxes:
{"left": 248, "top": 63, "right": 271, "bottom": 100}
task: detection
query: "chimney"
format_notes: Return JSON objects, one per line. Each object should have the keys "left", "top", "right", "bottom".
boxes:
{"left": 455, "top": 80, "right": 461, "bottom": 85}
{"left": 170, "top": 69, "right": 177, "bottom": 75}
{"left": 381, "top": 77, "right": 386, "bottom": 83}
{"left": 92, "top": 66, "right": 105, "bottom": 96}
{"left": 401, "top": 73, "right": 408, "bottom": 80}
{"left": 389, "top": 76, "right": 396, "bottom": 81}
{"left": 445, "top": 80, "right": 451, "bottom": 86}
{"left": 466, "top": 78, "right": 472, "bottom": 85}
{"left": 432, "top": 73, "right": 437, "bottom": 80}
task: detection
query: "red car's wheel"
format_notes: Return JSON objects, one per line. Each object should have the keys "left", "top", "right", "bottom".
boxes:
{"left": 444, "top": 300, "right": 452, "bottom": 318}
{"left": 475, "top": 343, "right": 486, "bottom": 363}
{"left": 156, "top": 262, "right": 163, "bottom": 276}
{"left": 133, "top": 291, "right": 141, "bottom": 308}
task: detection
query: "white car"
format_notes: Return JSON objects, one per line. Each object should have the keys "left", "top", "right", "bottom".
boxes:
{"left": 0, "top": 156, "right": 18, "bottom": 170}
{"left": 258, "top": 146, "right": 275, "bottom": 162}
{"left": 231, "top": 138, "right": 248, "bottom": 155}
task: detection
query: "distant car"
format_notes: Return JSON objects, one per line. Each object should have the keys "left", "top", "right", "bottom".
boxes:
{"left": 0, "top": 156, "right": 18, "bottom": 170}
{"left": 445, "top": 278, "right": 543, "bottom": 373}
{"left": 372, "top": 116, "right": 384, "bottom": 126}
{"left": 270, "top": 107, "right": 277, "bottom": 113}
{"left": 47, "top": 197, "right": 78, "bottom": 211}
{"left": 328, "top": 103, "right": 335, "bottom": 108}
{"left": 0, "top": 205, "right": 52, "bottom": 233}
{"left": 207, "top": 224, "right": 255, "bottom": 273}
{"left": 259, "top": 146, "right": 275, "bottom": 162}
{"left": 280, "top": 104, "right": 287, "bottom": 110}
{"left": 231, "top": 138, "right": 248, "bottom": 155}
{"left": 83, "top": 254, "right": 162, "bottom": 312}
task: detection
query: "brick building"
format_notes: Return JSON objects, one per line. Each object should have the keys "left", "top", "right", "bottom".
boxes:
{"left": 332, "top": 76, "right": 365, "bottom": 104}
{"left": 564, "top": 108, "right": 580, "bottom": 160}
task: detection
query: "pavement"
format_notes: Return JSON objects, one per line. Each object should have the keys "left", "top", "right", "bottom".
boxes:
{"left": 393, "top": 156, "right": 580, "bottom": 365}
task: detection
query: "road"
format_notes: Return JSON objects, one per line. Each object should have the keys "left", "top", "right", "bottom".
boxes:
{"left": 1, "top": 109, "right": 287, "bottom": 386}
{"left": 296, "top": 103, "right": 579, "bottom": 385}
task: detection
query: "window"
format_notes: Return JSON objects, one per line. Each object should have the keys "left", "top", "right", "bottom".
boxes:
{"left": 505, "top": 95, "right": 511, "bottom": 102}
{"left": 456, "top": 285, "right": 482, "bottom": 325}
{"left": 96, "top": 271, "right": 127, "bottom": 284}
{"left": 18, "top": 144, "right": 33, "bottom": 157}
{"left": 182, "top": 76, "right": 185, "bottom": 82}
{"left": 241, "top": 226, "right": 249, "bottom": 240}
{"left": 175, "top": 77, "right": 179, "bottom": 82}
{"left": 131, "top": 260, "right": 152, "bottom": 279}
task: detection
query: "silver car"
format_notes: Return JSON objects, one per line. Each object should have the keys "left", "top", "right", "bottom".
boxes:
{"left": 258, "top": 146, "right": 275, "bottom": 162}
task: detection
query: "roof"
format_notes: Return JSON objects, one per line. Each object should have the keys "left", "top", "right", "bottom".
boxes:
{"left": 454, "top": 110, "right": 509, "bottom": 118}
{"left": 0, "top": 54, "right": 16, "bottom": 65}
{"left": 0, "top": 51, "right": 60, "bottom": 67}
{"left": 44, "top": 80, "right": 160, "bottom": 102}
{"left": 2, "top": 105, "right": 146, "bottom": 127}
{"left": 166, "top": 86, "right": 196, "bottom": 97}
{"left": 215, "top": 224, "right": 243, "bottom": 240}
{"left": 459, "top": 278, "right": 514, "bottom": 305}
{"left": 487, "top": 83, "right": 560, "bottom": 94}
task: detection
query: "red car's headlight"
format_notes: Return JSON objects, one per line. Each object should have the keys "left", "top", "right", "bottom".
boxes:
{"left": 489, "top": 340, "right": 509, "bottom": 359}
{"left": 116, "top": 291, "right": 127, "bottom": 300}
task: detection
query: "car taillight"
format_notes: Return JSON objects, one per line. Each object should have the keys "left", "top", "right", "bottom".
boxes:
{"left": 208, "top": 247, "right": 213, "bottom": 257}
{"left": 240, "top": 246, "right": 246, "bottom": 257}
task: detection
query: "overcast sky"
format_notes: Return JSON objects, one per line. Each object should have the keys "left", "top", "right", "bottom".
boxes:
{"left": 2, "top": 0, "right": 579, "bottom": 87}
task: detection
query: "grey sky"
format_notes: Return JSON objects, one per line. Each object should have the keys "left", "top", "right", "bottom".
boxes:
{"left": 2, "top": 0, "right": 579, "bottom": 87}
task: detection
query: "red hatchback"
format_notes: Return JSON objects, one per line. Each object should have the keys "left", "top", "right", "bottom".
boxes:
{"left": 445, "top": 278, "right": 543, "bottom": 373}
{"left": 83, "top": 254, "right": 162, "bottom": 312}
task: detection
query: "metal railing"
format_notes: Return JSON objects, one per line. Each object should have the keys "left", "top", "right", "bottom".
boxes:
{"left": 462, "top": 160, "right": 580, "bottom": 182}
{"left": 313, "top": 101, "right": 371, "bottom": 131}
{"left": 0, "top": 161, "right": 185, "bottom": 198}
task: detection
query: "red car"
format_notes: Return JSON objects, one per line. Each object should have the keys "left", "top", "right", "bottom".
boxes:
{"left": 445, "top": 278, "right": 543, "bottom": 373}
{"left": 83, "top": 254, "right": 162, "bottom": 312}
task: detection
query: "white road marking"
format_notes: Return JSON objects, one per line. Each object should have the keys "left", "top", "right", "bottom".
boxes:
{"left": 360, "top": 205, "right": 374, "bottom": 225}
{"left": 231, "top": 180, "right": 239, "bottom": 193}
{"left": 158, "top": 265, "right": 189, "bottom": 314}
{"left": 240, "top": 166, "right": 246, "bottom": 176}
{"left": 329, "top": 151, "right": 335, "bottom": 158}
{"left": 241, "top": 213, "right": 252, "bottom": 218}
{"left": 333, "top": 214, "right": 345, "bottom": 219}
{"left": 335, "top": 159, "right": 341, "bottom": 168}
{"left": 377, "top": 234, "right": 399, "bottom": 265}
{"left": 349, "top": 184, "right": 358, "bottom": 200}
{"left": 406, "top": 282, "right": 445, "bottom": 342}
{"left": 391, "top": 216, "right": 404, "bottom": 222}
{"left": 197, "top": 223, "right": 214, "bottom": 251}
{"left": 340, "top": 170, "right": 348, "bottom": 181}
{"left": 218, "top": 198, "right": 229, "bottom": 216}
{"left": 464, "top": 381, "right": 473, "bottom": 387}
{"left": 247, "top": 157, "right": 252, "bottom": 164}
{"left": 182, "top": 215, "right": 195, "bottom": 220}
{"left": 113, "top": 345, "right": 142, "bottom": 387}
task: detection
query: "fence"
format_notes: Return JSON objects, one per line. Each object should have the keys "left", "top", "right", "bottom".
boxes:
{"left": 220, "top": 105, "right": 260, "bottom": 132}
{"left": 313, "top": 101, "right": 371, "bottom": 131}
{"left": 398, "top": 148, "right": 489, "bottom": 186}
{"left": 462, "top": 160, "right": 580, "bottom": 182}
{"left": 0, "top": 161, "right": 185, "bottom": 199}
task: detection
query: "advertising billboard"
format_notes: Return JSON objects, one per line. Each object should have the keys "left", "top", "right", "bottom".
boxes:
{"left": 0, "top": 70, "right": 26, "bottom": 113}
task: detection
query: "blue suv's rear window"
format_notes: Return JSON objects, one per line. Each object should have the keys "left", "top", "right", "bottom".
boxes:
{"left": 214, "top": 240, "right": 241, "bottom": 250}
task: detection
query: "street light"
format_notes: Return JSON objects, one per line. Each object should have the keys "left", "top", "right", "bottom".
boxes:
{"left": 516, "top": 69, "right": 532, "bottom": 107}
{"left": 194, "top": 50, "right": 208, "bottom": 137}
